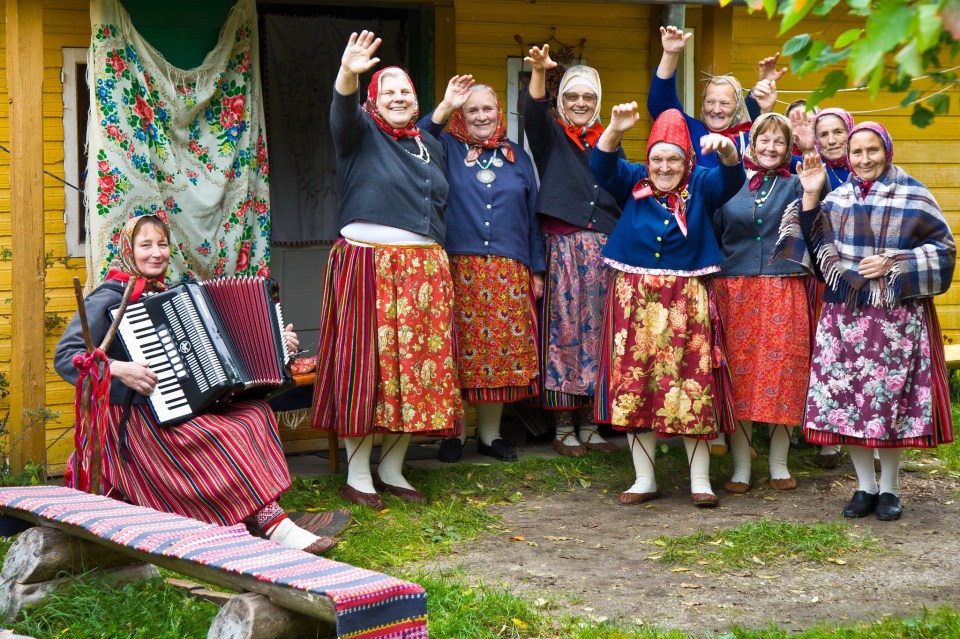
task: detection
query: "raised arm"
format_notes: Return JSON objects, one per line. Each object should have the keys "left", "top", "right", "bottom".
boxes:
{"left": 596, "top": 102, "right": 640, "bottom": 153}
{"left": 750, "top": 79, "right": 778, "bottom": 115}
{"left": 524, "top": 45, "right": 557, "bottom": 100}
{"left": 335, "top": 31, "right": 381, "bottom": 97}
{"left": 429, "top": 74, "right": 476, "bottom": 124}
{"left": 700, "top": 133, "right": 740, "bottom": 167}
{"left": 790, "top": 109, "right": 816, "bottom": 155}
{"left": 758, "top": 52, "right": 788, "bottom": 83}
{"left": 656, "top": 26, "right": 692, "bottom": 80}
{"left": 797, "top": 152, "right": 827, "bottom": 210}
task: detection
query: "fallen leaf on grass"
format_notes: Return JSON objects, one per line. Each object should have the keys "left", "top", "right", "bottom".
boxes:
{"left": 680, "top": 583, "right": 701, "bottom": 589}
{"left": 670, "top": 567, "right": 692, "bottom": 573}
{"left": 751, "top": 556, "right": 765, "bottom": 566}
{"left": 811, "top": 596, "right": 820, "bottom": 603}
{"left": 757, "top": 574, "right": 780, "bottom": 580}
{"left": 526, "top": 541, "right": 539, "bottom": 547}
{"left": 654, "top": 540, "right": 667, "bottom": 546}
{"left": 511, "top": 618, "right": 528, "bottom": 629}
{"left": 509, "top": 535, "right": 526, "bottom": 541}
{"left": 645, "top": 554, "right": 662, "bottom": 560}
{"left": 681, "top": 601, "right": 702, "bottom": 607}
{"left": 697, "top": 560, "right": 710, "bottom": 565}
{"left": 544, "top": 535, "right": 573, "bottom": 541}
{"left": 827, "top": 558, "right": 847, "bottom": 565}
{"left": 579, "top": 478, "right": 591, "bottom": 488}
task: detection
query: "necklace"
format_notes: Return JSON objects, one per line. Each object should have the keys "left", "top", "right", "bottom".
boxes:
{"left": 753, "top": 174, "right": 779, "bottom": 208}
{"left": 464, "top": 146, "right": 503, "bottom": 184}
{"left": 403, "top": 136, "right": 431, "bottom": 164}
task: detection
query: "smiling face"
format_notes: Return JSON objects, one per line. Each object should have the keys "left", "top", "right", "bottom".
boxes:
{"left": 753, "top": 121, "right": 789, "bottom": 170}
{"left": 848, "top": 130, "right": 888, "bottom": 181}
{"left": 648, "top": 147, "right": 685, "bottom": 191}
{"left": 376, "top": 72, "right": 417, "bottom": 129}
{"left": 815, "top": 114, "right": 849, "bottom": 163}
{"left": 132, "top": 222, "right": 171, "bottom": 279}
{"left": 462, "top": 90, "right": 500, "bottom": 141}
{"left": 702, "top": 82, "right": 738, "bottom": 133}
{"left": 561, "top": 83, "right": 598, "bottom": 128}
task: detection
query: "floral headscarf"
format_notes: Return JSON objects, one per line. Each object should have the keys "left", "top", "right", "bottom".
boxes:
{"left": 632, "top": 109, "right": 696, "bottom": 237}
{"left": 744, "top": 112, "right": 793, "bottom": 191}
{"left": 700, "top": 74, "right": 751, "bottom": 141}
{"left": 106, "top": 214, "right": 169, "bottom": 301}
{"left": 363, "top": 67, "right": 421, "bottom": 140}
{"left": 813, "top": 108, "right": 855, "bottom": 169}
{"left": 556, "top": 65, "right": 604, "bottom": 150}
{"left": 447, "top": 85, "right": 515, "bottom": 164}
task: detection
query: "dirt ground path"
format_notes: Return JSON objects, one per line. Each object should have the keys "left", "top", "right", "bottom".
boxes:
{"left": 420, "top": 463, "right": 960, "bottom": 636}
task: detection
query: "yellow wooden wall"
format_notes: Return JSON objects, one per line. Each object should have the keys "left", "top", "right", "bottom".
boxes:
{"left": 1, "top": 1, "right": 957, "bottom": 472}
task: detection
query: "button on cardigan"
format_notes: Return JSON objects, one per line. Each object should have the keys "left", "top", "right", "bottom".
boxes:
{"left": 590, "top": 147, "right": 745, "bottom": 271}
{"left": 330, "top": 90, "right": 449, "bottom": 245}
{"left": 419, "top": 115, "right": 546, "bottom": 273}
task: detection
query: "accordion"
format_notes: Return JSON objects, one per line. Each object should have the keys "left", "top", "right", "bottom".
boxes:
{"left": 112, "top": 276, "right": 294, "bottom": 425}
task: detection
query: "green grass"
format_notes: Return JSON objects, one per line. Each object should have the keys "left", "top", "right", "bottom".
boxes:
{"left": 649, "top": 518, "right": 878, "bottom": 571}
{"left": 13, "top": 575, "right": 218, "bottom": 639}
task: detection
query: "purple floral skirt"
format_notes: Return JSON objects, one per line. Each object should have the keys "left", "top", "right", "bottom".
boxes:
{"left": 803, "top": 299, "right": 953, "bottom": 448}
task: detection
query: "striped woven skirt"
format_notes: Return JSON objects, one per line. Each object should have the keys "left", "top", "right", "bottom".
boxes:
{"left": 541, "top": 230, "right": 612, "bottom": 409}
{"left": 450, "top": 255, "right": 539, "bottom": 403}
{"left": 596, "top": 270, "right": 728, "bottom": 438}
{"left": 803, "top": 298, "right": 953, "bottom": 448}
{"left": 713, "top": 275, "right": 811, "bottom": 425}
{"left": 311, "top": 238, "right": 463, "bottom": 437}
{"left": 100, "top": 400, "right": 290, "bottom": 526}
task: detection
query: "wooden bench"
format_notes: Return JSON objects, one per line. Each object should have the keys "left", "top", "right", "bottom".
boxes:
{"left": 0, "top": 486, "right": 427, "bottom": 639}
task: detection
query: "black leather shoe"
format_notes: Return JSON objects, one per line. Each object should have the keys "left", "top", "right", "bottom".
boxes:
{"left": 843, "top": 490, "right": 879, "bottom": 518}
{"left": 875, "top": 492, "right": 903, "bottom": 521}
{"left": 477, "top": 439, "right": 518, "bottom": 462}
{"left": 437, "top": 438, "right": 463, "bottom": 463}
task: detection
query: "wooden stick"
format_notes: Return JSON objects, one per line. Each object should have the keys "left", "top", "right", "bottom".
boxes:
{"left": 72, "top": 278, "right": 94, "bottom": 352}
{"left": 88, "top": 279, "right": 137, "bottom": 495}
{"left": 71, "top": 278, "right": 96, "bottom": 494}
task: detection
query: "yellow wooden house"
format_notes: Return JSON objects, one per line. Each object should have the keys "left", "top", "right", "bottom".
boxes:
{"left": 2, "top": 0, "right": 957, "bottom": 475}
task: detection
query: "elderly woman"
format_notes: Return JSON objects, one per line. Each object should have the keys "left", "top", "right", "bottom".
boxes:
{"left": 419, "top": 78, "right": 545, "bottom": 462}
{"left": 782, "top": 123, "right": 955, "bottom": 521}
{"left": 590, "top": 105, "right": 745, "bottom": 507}
{"left": 522, "top": 45, "right": 621, "bottom": 457}
{"left": 712, "top": 113, "right": 811, "bottom": 493}
{"left": 649, "top": 26, "right": 751, "bottom": 167}
{"left": 55, "top": 215, "right": 336, "bottom": 555}
{"left": 311, "top": 31, "right": 462, "bottom": 509}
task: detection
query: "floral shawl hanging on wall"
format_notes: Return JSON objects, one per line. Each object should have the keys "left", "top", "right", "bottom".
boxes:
{"left": 86, "top": 0, "right": 270, "bottom": 287}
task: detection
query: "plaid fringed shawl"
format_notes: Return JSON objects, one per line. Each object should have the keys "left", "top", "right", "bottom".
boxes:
{"left": 773, "top": 165, "right": 955, "bottom": 308}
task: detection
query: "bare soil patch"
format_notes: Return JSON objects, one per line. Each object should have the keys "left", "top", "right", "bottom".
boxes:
{"left": 420, "top": 458, "right": 960, "bottom": 636}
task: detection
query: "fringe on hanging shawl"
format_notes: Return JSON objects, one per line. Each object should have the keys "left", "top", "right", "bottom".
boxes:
{"left": 69, "top": 349, "right": 113, "bottom": 491}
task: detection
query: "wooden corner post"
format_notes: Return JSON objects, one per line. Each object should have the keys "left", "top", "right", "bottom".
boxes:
{"left": 6, "top": 0, "right": 47, "bottom": 473}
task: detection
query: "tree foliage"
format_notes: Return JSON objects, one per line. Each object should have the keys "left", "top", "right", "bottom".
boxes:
{"left": 726, "top": 0, "right": 960, "bottom": 127}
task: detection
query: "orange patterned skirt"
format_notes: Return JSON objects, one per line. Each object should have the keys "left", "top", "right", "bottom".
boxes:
{"left": 450, "top": 255, "right": 539, "bottom": 402}
{"left": 712, "top": 276, "right": 811, "bottom": 425}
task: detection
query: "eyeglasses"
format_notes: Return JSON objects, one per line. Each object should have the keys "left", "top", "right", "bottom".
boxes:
{"left": 703, "top": 99, "right": 735, "bottom": 109}
{"left": 563, "top": 92, "right": 598, "bottom": 104}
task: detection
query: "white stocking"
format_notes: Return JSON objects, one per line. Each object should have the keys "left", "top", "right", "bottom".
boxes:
{"left": 685, "top": 437, "right": 714, "bottom": 495}
{"left": 848, "top": 445, "right": 879, "bottom": 494}
{"left": 709, "top": 431, "right": 728, "bottom": 455}
{"left": 819, "top": 444, "right": 841, "bottom": 456}
{"left": 268, "top": 518, "right": 321, "bottom": 551}
{"left": 554, "top": 410, "right": 579, "bottom": 446}
{"left": 624, "top": 431, "right": 658, "bottom": 494}
{"left": 378, "top": 433, "right": 413, "bottom": 489}
{"left": 475, "top": 403, "right": 504, "bottom": 446}
{"left": 578, "top": 404, "right": 611, "bottom": 445}
{"left": 878, "top": 448, "right": 903, "bottom": 496}
{"left": 729, "top": 421, "right": 753, "bottom": 484}
{"left": 767, "top": 424, "right": 792, "bottom": 480}
{"left": 345, "top": 436, "right": 375, "bottom": 494}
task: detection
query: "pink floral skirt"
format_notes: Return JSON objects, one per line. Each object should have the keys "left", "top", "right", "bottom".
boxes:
{"left": 803, "top": 299, "right": 952, "bottom": 448}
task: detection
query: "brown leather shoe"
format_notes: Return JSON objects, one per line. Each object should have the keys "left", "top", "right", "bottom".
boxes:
{"left": 553, "top": 438, "right": 587, "bottom": 457}
{"left": 769, "top": 476, "right": 798, "bottom": 491}
{"left": 691, "top": 492, "right": 720, "bottom": 508}
{"left": 373, "top": 473, "right": 426, "bottom": 503}
{"left": 723, "top": 480, "right": 752, "bottom": 494}
{"left": 812, "top": 452, "right": 840, "bottom": 469}
{"left": 302, "top": 536, "right": 338, "bottom": 555}
{"left": 340, "top": 484, "right": 384, "bottom": 510}
{"left": 618, "top": 490, "right": 661, "bottom": 505}
{"left": 582, "top": 439, "right": 620, "bottom": 453}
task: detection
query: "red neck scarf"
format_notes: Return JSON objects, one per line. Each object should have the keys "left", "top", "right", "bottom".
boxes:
{"left": 714, "top": 121, "right": 752, "bottom": 151}
{"left": 447, "top": 87, "right": 515, "bottom": 163}
{"left": 105, "top": 215, "right": 170, "bottom": 302}
{"left": 814, "top": 108, "right": 856, "bottom": 170}
{"left": 558, "top": 119, "right": 605, "bottom": 151}
{"left": 363, "top": 67, "right": 421, "bottom": 140}
{"left": 632, "top": 109, "right": 696, "bottom": 237}
{"left": 744, "top": 156, "right": 791, "bottom": 191}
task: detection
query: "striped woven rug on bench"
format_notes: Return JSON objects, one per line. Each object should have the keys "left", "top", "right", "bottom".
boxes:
{"left": 0, "top": 486, "right": 427, "bottom": 638}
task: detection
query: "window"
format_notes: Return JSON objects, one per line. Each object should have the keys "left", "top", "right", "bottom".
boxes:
{"left": 62, "top": 47, "right": 89, "bottom": 257}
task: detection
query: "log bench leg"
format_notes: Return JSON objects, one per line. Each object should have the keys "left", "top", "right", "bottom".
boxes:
{"left": 207, "top": 592, "right": 334, "bottom": 639}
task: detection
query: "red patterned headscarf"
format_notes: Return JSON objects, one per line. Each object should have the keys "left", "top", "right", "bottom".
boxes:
{"left": 363, "top": 67, "right": 421, "bottom": 140}
{"left": 701, "top": 74, "right": 752, "bottom": 144}
{"left": 743, "top": 112, "right": 793, "bottom": 191}
{"left": 105, "top": 214, "right": 170, "bottom": 302}
{"left": 632, "top": 109, "right": 696, "bottom": 237}
{"left": 447, "top": 85, "right": 515, "bottom": 164}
